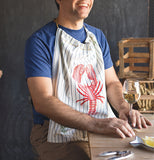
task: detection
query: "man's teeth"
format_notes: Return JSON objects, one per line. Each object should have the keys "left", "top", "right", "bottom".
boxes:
{"left": 79, "top": 4, "right": 88, "bottom": 7}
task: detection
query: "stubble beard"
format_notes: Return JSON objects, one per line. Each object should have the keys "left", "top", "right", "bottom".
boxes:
{"left": 72, "top": 9, "right": 90, "bottom": 21}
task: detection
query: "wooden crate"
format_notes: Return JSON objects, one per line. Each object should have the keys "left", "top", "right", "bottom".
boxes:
{"left": 116, "top": 38, "right": 154, "bottom": 80}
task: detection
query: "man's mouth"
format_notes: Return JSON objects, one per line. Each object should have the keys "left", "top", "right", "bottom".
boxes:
{"left": 78, "top": 3, "right": 89, "bottom": 7}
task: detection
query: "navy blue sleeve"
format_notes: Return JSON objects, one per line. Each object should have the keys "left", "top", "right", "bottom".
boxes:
{"left": 99, "top": 31, "right": 113, "bottom": 69}
{"left": 24, "top": 35, "right": 52, "bottom": 79}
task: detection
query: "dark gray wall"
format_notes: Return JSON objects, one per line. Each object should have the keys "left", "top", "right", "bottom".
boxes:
{"left": 88, "top": 0, "right": 149, "bottom": 68}
{"left": 149, "top": 0, "right": 154, "bottom": 36}
{"left": 0, "top": 0, "right": 149, "bottom": 159}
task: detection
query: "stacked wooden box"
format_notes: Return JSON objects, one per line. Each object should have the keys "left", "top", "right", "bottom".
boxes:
{"left": 116, "top": 38, "right": 154, "bottom": 112}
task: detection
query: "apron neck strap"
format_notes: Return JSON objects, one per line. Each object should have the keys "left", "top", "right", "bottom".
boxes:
{"left": 54, "top": 18, "right": 59, "bottom": 28}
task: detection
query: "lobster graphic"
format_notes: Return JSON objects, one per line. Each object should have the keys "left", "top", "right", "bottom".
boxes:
{"left": 73, "top": 64, "right": 104, "bottom": 115}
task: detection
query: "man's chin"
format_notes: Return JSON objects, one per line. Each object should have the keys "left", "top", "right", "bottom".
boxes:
{"left": 77, "top": 14, "right": 89, "bottom": 20}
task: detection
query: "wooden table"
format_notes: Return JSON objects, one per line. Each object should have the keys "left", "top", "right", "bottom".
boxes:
{"left": 88, "top": 114, "right": 154, "bottom": 160}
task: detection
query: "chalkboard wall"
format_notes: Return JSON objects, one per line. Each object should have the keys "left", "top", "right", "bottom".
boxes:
{"left": 149, "top": 0, "right": 154, "bottom": 36}
{"left": 0, "top": 0, "right": 150, "bottom": 159}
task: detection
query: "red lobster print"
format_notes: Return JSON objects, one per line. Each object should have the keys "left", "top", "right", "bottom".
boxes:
{"left": 72, "top": 64, "right": 85, "bottom": 83}
{"left": 73, "top": 64, "right": 105, "bottom": 115}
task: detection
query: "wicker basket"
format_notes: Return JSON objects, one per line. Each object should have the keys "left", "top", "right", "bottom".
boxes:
{"left": 137, "top": 80, "right": 154, "bottom": 113}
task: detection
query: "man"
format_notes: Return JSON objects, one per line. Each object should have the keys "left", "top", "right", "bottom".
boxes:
{"left": 24, "top": 0, "right": 152, "bottom": 159}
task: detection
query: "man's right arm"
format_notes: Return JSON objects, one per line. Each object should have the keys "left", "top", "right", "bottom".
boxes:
{"left": 27, "top": 77, "right": 92, "bottom": 130}
{"left": 27, "top": 76, "right": 135, "bottom": 138}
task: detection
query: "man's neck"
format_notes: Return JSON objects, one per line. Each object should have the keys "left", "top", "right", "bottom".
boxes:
{"left": 56, "top": 15, "right": 84, "bottom": 30}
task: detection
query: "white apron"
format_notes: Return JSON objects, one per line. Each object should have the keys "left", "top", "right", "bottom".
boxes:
{"left": 47, "top": 25, "right": 115, "bottom": 143}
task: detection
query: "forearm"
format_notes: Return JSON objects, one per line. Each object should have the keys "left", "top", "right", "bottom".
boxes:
{"left": 106, "top": 80, "right": 129, "bottom": 113}
{"left": 27, "top": 77, "right": 136, "bottom": 138}
{"left": 33, "top": 95, "right": 136, "bottom": 138}
{"left": 33, "top": 94, "right": 95, "bottom": 131}
{"left": 27, "top": 77, "right": 97, "bottom": 132}
{"left": 106, "top": 80, "right": 152, "bottom": 128}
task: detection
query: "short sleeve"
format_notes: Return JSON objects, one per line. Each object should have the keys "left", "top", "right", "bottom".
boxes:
{"left": 24, "top": 35, "right": 52, "bottom": 79}
{"left": 99, "top": 31, "right": 113, "bottom": 69}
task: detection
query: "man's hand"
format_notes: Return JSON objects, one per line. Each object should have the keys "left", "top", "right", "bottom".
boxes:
{"left": 105, "top": 67, "right": 152, "bottom": 131}
{"left": 119, "top": 108, "right": 152, "bottom": 129}
{"left": 89, "top": 117, "right": 135, "bottom": 139}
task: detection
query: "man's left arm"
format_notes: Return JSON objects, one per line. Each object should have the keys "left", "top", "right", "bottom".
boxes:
{"left": 105, "top": 66, "right": 152, "bottom": 128}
